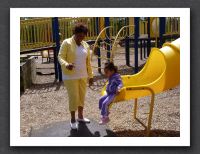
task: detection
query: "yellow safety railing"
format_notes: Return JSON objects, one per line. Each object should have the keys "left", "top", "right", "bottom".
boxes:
{"left": 58, "top": 17, "right": 98, "bottom": 41}
{"left": 20, "top": 17, "right": 178, "bottom": 52}
{"left": 165, "top": 17, "right": 180, "bottom": 35}
{"left": 110, "top": 17, "right": 128, "bottom": 37}
{"left": 20, "top": 17, "right": 54, "bottom": 52}
{"left": 139, "top": 19, "right": 148, "bottom": 35}
{"left": 20, "top": 17, "right": 130, "bottom": 52}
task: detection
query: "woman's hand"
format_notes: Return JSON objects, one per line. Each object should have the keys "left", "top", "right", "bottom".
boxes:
{"left": 66, "top": 63, "right": 75, "bottom": 70}
{"left": 89, "top": 78, "right": 94, "bottom": 86}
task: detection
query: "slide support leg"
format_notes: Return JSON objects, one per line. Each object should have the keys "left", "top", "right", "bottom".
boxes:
{"left": 134, "top": 98, "right": 138, "bottom": 119}
{"left": 125, "top": 87, "right": 156, "bottom": 136}
{"left": 146, "top": 94, "right": 155, "bottom": 136}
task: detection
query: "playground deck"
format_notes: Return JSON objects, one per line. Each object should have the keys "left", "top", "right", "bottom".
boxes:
{"left": 20, "top": 47, "right": 180, "bottom": 137}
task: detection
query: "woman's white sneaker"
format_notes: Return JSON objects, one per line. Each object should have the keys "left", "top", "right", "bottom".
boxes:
{"left": 77, "top": 118, "right": 90, "bottom": 123}
{"left": 70, "top": 121, "right": 78, "bottom": 130}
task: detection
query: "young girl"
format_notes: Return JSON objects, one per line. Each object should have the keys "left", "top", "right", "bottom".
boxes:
{"left": 99, "top": 62, "right": 123, "bottom": 125}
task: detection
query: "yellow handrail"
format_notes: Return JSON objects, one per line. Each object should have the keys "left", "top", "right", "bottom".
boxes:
{"left": 92, "top": 26, "right": 113, "bottom": 54}
{"left": 111, "top": 25, "right": 135, "bottom": 61}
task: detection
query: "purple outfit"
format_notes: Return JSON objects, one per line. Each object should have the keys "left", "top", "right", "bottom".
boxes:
{"left": 99, "top": 73, "right": 123, "bottom": 116}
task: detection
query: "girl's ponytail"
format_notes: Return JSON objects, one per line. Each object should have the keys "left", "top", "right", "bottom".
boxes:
{"left": 104, "top": 62, "right": 118, "bottom": 73}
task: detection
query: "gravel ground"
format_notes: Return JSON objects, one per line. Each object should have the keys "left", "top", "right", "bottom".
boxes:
{"left": 20, "top": 47, "right": 180, "bottom": 137}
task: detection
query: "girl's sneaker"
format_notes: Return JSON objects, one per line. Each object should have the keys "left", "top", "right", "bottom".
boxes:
{"left": 99, "top": 116, "right": 110, "bottom": 125}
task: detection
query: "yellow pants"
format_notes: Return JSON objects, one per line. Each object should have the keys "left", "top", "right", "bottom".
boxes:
{"left": 64, "top": 78, "right": 87, "bottom": 112}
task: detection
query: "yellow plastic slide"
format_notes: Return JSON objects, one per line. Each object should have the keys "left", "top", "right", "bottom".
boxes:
{"left": 102, "top": 38, "right": 180, "bottom": 102}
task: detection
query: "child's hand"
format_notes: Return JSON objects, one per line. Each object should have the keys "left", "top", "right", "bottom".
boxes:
{"left": 116, "top": 89, "right": 120, "bottom": 94}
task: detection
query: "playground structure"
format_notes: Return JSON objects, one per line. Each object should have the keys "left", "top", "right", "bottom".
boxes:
{"left": 20, "top": 17, "right": 180, "bottom": 81}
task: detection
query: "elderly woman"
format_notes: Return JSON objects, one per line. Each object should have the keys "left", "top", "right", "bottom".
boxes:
{"left": 58, "top": 23, "right": 93, "bottom": 129}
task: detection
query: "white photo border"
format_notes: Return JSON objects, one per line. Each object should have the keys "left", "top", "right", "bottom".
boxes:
{"left": 10, "top": 8, "right": 190, "bottom": 146}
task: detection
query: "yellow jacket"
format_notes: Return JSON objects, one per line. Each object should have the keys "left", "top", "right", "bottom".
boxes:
{"left": 58, "top": 36, "right": 93, "bottom": 78}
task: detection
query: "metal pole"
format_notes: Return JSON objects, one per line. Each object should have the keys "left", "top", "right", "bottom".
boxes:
{"left": 147, "top": 17, "right": 151, "bottom": 56}
{"left": 96, "top": 17, "right": 101, "bottom": 73}
{"left": 159, "top": 17, "right": 166, "bottom": 48}
{"left": 140, "top": 39, "right": 143, "bottom": 60}
{"left": 144, "top": 40, "right": 146, "bottom": 58}
{"left": 125, "top": 17, "right": 130, "bottom": 66}
{"left": 52, "top": 18, "right": 58, "bottom": 80}
{"left": 134, "top": 17, "right": 139, "bottom": 73}
{"left": 52, "top": 17, "right": 62, "bottom": 81}
{"left": 105, "top": 17, "right": 110, "bottom": 62}
{"left": 125, "top": 37, "right": 130, "bottom": 66}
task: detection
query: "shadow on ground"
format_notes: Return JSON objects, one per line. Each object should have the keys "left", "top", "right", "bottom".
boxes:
{"left": 29, "top": 120, "right": 179, "bottom": 137}
{"left": 30, "top": 120, "right": 116, "bottom": 137}
{"left": 69, "top": 123, "right": 116, "bottom": 137}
